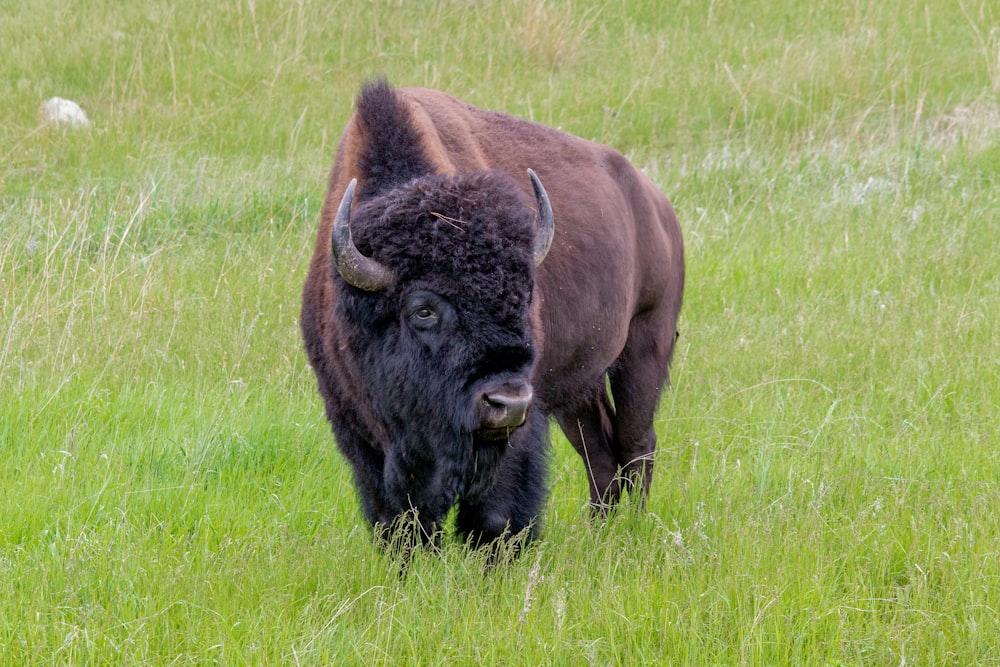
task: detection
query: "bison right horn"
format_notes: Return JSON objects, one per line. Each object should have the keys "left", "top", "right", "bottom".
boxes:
{"left": 332, "top": 178, "right": 395, "bottom": 292}
{"left": 528, "top": 169, "right": 554, "bottom": 266}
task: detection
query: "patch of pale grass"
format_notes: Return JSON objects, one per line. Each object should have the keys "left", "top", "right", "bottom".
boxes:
{"left": 504, "top": 0, "right": 597, "bottom": 69}
{"left": 925, "top": 99, "right": 1000, "bottom": 151}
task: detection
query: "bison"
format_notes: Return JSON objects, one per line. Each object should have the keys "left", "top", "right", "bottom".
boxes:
{"left": 301, "top": 80, "right": 683, "bottom": 550}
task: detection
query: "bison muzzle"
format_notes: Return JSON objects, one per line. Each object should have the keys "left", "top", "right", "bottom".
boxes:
{"left": 301, "top": 80, "right": 684, "bottom": 552}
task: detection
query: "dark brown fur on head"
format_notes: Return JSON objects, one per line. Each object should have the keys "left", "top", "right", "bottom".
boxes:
{"left": 349, "top": 171, "right": 537, "bottom": 330}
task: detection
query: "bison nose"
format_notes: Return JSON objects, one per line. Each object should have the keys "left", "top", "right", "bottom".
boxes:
{"left": 480, "top": 384, "right": 533, "bottom": 430}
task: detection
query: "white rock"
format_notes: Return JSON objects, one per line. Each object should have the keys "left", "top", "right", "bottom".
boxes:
{"left": 39, "top": 97, "right": 92, "bottom": 128}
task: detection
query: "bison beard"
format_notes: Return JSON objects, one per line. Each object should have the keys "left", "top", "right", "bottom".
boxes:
{"left": 301, "top": 80, "right": 684, "bottom": 558}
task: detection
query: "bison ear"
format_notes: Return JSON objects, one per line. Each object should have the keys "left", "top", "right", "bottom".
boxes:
{"left": 332, "top": 178, "right": 395, "bottom": 291}
{"left": 528, "top": 169, "right": 554, "bottom": 266}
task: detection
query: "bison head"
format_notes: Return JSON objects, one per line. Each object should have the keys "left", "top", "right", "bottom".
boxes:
{"left": 331, "top": 170, "right": 554, "bottom": 518}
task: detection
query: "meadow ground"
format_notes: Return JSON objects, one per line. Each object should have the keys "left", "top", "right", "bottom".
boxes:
{"left": 2, "top": 0, "right": 999, "bottom": 664}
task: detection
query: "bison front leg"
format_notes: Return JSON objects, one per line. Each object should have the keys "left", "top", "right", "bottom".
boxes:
{"left": 372, "top": 509, "right": 443, "bottom": 562}
{"left": 456, "top": 410, "right": 549, "bottom": 555}
{"left": 329, "top": 422, "right": 399, "bottom": 530}
{"left": 379, "top": 441, "right": 455, "bottom": 551}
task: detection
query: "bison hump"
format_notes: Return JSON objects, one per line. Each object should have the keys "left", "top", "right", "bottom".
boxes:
{"left": 354, "top": 79, "right": 434, "bottom": 198}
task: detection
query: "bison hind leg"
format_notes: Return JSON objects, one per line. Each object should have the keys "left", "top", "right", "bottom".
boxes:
{"left": 455, "top": 410, "right": 549, "bottom": 555}
{"left": 607, "top": 307, "right": 680, "bottom": 503}
{"left": 553, "top": 385, "right": 622, "bottom": 512}
{"left": 555, "top": 310, "right": 678, "bottom": 513}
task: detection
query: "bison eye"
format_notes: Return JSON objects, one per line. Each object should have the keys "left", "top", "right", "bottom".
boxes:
{"left": 412, "top": 305, "right": 438, "bottom": 325}
{"left": 403, "top": 291, "right": 447, "bottom": 331}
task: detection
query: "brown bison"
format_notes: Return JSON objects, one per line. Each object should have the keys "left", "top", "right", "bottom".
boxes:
{"left": 301, "top": 80, "right": 683, "bottom": 549}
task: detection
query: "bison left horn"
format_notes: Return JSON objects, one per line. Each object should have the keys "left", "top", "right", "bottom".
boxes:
{"left": 332, "top": 178, "right": 395, "bottom": 292}
{"left": 528, "top": 169, "right": 555, "bottom": 266}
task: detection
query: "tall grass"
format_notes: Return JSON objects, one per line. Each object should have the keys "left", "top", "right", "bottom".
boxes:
{"left": 2, "top": 0, "right": 999, "bottom": 663}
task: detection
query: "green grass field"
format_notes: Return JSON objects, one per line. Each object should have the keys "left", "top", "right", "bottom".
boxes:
{"left": 3, "top": 0, "right": 999, "bottom": 663}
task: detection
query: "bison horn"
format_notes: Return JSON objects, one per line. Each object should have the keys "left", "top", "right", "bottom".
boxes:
{"left": 528, "top": 169, "right": 554, "bottom": 266}
{"left": 332, "top": 178, "right": 394, "bottom": 291}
